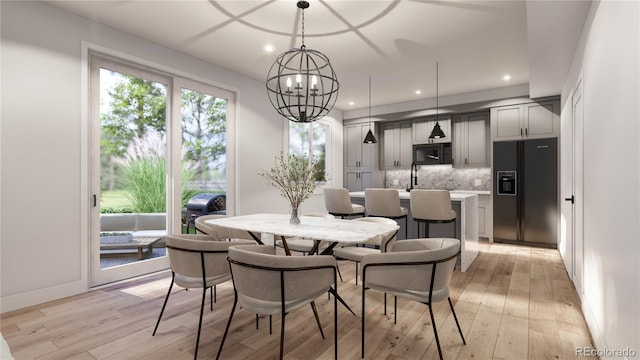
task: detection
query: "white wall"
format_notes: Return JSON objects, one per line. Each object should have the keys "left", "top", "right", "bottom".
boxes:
{"left": 560, "top": 1, "right": 639, "bottom": 356}
{"left": 0, "top": 1, "right": 343, "bottom": 312}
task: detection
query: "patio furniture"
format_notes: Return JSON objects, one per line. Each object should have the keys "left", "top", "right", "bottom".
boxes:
{"left": 99, "top": 236, "right": 162, "bottom": 260}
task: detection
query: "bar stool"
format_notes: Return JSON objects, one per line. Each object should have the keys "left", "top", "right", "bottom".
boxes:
{"left": 410, "top": 189, "right": 456, "bottom": 238}
{"left": 364, "top": 188, "right": 408, "bottom": 239}
{"left": 323, "top": 188, "right": 365, "bottom": 219}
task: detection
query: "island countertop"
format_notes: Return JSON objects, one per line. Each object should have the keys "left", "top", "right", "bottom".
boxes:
{"left": 349, "top": 189, "right": 479, "bottom": 272}
{"left": 349, "top": 190, "right": 482, "bottom": 200}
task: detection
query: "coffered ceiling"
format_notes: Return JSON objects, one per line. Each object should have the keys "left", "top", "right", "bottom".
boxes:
{"left": 46, "top": 0, "right": 592, "bottom": 111}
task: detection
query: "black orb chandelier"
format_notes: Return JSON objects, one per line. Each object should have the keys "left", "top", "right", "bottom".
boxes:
{"left": 266, "top": 1, "right": 339, "bottom": 123}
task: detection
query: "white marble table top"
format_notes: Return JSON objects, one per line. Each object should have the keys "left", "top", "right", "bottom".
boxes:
{"left": 205, "top": 213, "right": 400, "bottom": 245}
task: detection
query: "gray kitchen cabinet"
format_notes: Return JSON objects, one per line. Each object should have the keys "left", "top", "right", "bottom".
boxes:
{"left": 345, "top": 123, "right": 374, "bottom": 170}
{"left": 453, "top": 112, "right": 489, "bottom": 167}
{"left": 381, "top": 122, "right": 412, "bottom": 169}
{"left": 478, "top": 194, "right": 492, "bottom": 240}
{"left": 344, "top": 122, "right": 376, "bottom": 191}
{"left": 491, "top": 99, "right": 560, "bottom": 141}
{"left": 346, "top": 171, "right": 373, "bottom": 192}
{"left": 413, "top": 116, "right": 451, "bottom": 144}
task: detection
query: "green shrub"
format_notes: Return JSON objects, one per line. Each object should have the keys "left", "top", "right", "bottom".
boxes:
{"left": 116, "top": 130, "right": 197, "bottom": 213}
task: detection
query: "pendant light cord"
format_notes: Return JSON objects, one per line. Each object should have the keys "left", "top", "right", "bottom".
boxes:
{"left": 301, "top": 6, "right": 305, "bottom": 47}
{"left": 369, "top": 76, "right": 372, "bottom": 128}
{"left": 436, "top": 62, "right": 439, "bottom": 118}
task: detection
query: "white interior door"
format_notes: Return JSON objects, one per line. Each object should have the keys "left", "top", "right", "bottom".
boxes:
{"left": 572, "top": 78, "right": 585, "bottom": 297}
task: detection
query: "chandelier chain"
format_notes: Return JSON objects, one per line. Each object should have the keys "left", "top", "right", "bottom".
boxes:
{"left": 301, "top": 6, "right": 305, "bottom": 47}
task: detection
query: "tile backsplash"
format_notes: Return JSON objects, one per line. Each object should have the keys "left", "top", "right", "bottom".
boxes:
{"left": 386, "top": 166, "right": 492, "bottom": 191}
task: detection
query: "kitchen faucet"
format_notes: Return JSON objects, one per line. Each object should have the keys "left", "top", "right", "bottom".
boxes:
{"left": 407, "top": 162, "right": 418, "bottom": 192}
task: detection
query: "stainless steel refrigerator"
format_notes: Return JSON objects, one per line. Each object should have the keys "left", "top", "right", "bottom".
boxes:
{"left": 493, "top": 138, "right": 558, "bottom": 247}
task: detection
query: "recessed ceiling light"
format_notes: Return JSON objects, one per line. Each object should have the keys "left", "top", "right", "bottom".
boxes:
{"left": 502, "top": 74, "right": 511, "bottom": 81}
{"left": 263, "top": 44, "right": 275, "bottom": 53}
{"left": 349, "top": 101, "right": 355, "bottom": 106}
{"left": 415, "top": 90, "right": 422, "bottom": 95}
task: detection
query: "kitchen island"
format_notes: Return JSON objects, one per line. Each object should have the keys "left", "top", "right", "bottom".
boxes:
{"left": 349, "top": 190, "right": 479, "bottom": 272}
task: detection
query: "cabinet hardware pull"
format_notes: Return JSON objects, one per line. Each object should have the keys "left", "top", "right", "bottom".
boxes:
{"left": 564, "top": 196, "right": 575, "bottom": 204}
{"left": 525, "top": 128, "right": 528, "bottom": 136}
{"left": 93, "top": 194, "right": 97, "bottom": 207}
{"left": 520, "top": 128, "right": 523, "bottom": 136}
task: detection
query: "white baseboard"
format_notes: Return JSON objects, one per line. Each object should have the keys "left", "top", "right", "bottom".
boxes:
{"left": 0, "top": 280, "right": 87, "bottom": 314}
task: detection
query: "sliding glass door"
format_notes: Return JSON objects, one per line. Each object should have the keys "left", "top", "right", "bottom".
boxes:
{"left": 89, "top": 54, "right": 234, "bottom": 286}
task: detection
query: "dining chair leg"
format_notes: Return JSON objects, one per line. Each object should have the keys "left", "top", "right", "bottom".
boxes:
{"left": 333, "top": 283, "right": 338, "bottom": 360}
{"left": 153, "top": 273, "right": 175, "bottom": 336}
{"left": 394, "top": 296, "right": 397, "bottom": 324}
{"left": 328, "top": 287, "right": 356, "bottom": 316}
{"left": 361, "top": 280, "right": 366, "bottom": 359}
{"left": 279, "top": 313, "right": 286, "bottom": 360}
{"left": 256, "top": 314, "right": 259, "bottom": 330}
{"left": 448, "top": 297, "right": 466, "bottom": 345}
{"left": 193, "top": 286, "right": 207, "bottom": 360}
{"left": 336, "top": 264, "right": 343, "bottom": 282}
{"left": 216, "top": 293, "right": 237, "bottom": 360}
{"left": 355, "top": 262, "right": 359, "bottom": 285}
{"left": 427, "top": 303, "right": 444, "bottom": 360}
{"left": 270, "top": 315, "right": 273, "bottom": 334}
{"left": 384, "top": 293, "right": 387, "bottom": 315}
{"left": 310, "top": 301, "right": 325, "bottom": 339}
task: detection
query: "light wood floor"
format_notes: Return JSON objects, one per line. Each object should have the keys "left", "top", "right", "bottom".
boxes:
{"left": 1, "top": 241, "right": 595, "bottom": 360}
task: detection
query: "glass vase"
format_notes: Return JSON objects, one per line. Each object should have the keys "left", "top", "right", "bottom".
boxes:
{"left": 290, "top": 204, "right": 300, "bottom": 224}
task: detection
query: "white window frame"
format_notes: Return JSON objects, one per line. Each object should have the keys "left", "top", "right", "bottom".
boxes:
{"left": 85, "top": 46, "right": 236, "bottom": 287}
{"left": 286, "top": 118, "right": 333, "bottom": 191}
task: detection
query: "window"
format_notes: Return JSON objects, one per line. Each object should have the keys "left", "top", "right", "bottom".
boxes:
{"left": 288, "top": 120, "right": 331, "bottom": 183}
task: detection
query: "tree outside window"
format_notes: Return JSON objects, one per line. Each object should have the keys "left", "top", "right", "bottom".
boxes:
{"left": 289, "top": 121, "right": 329, "bottom": 182}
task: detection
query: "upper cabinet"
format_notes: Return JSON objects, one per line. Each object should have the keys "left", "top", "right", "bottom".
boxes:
{"left": 491, "top": 99, "right": 560, "bottom": 141}
{"left": 381, "top": 122, "right": 413, "bottom": 169}
{"left": 453, "top": 112, "right": 489, "bottom": 167}
{"left": 413, "top": 117, "right": 451, "bottom": 144}
{"left": 345, "top": 123, "right": 375, "bottom": 171}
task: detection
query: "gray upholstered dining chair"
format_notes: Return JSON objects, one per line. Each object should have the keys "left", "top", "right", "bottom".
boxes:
{"left": 332, "top": 217, "right": 398, "bottom": 285}
{"left": 364, "top": 188, "right": 408, "bottom": 238}
{"left": 323, "top": 187, "right": 365, "bottom": 218}
{"left": 410, "top": 189, "right": 456, "bottom": 238}
{"left": 152, "top": 234, "right": 254, "bottom": 360}
{"left": 217, "top": 244, "right": 341, "bottom": 360}
{"left": 360, "top": 238, "right": 466, "bottom": 360}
